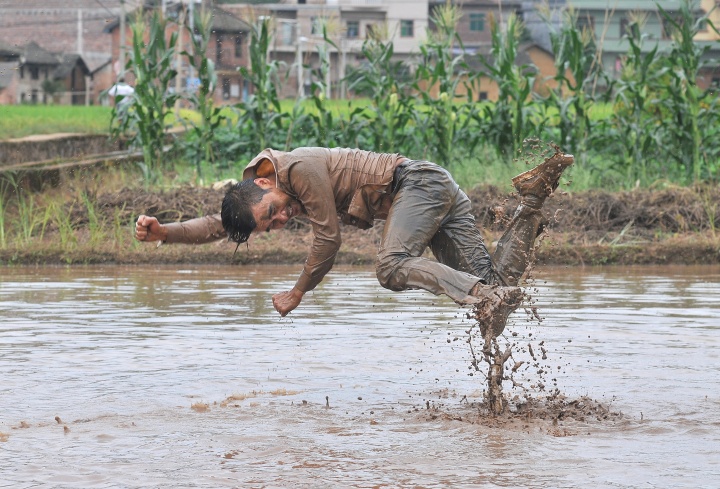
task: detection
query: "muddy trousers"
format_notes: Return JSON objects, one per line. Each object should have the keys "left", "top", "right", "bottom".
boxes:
{"left": 375, "top": 161, "right": 544, "bottom": 303}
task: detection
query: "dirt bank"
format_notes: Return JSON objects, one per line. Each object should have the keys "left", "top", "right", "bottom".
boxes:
{"left": 1, "top": 183, "right": 719, "bottom": 266}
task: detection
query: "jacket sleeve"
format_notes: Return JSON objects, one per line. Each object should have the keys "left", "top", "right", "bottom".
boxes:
{"left": 288, "top": 161, "right": 341, "bottom": 293}
{"left": 163, "top": 214, "right": 227, "bottom": 244}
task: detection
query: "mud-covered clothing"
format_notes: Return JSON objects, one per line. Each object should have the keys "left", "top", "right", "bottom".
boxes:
{"left": 164, "top": 147, "right": 408, "bottom": 293}
{"left": 376, "top": 160, "right": 496, "bottom": 303}
{"left": 243, "top": 147, "right": 407, "bottom": 292}
{"left": 376, "top": 160, "right": 543, "bottom": 303}
{"left": 163, "top": 147, "right": 543, "bottom": 302}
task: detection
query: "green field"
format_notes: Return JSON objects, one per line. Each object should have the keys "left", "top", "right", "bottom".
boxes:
{"left": 0, "top": 105, "right": 114, "bottom": 140}
{"left": 0, "top": 100, "right": 616, "bottom": 141}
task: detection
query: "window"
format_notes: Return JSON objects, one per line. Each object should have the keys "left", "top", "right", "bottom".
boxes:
{"left": 478, "top": 91, "right": 488, "bottom": 101}
{"left": 699, "top": 10, "right": 708, "bottom": 32}
{"left": 400, "top": 20, "right": 414, "bottom": 37}
{"left": 31, "top": 89, "right": 38, "bottom": 103}
{"left": 234, "top": 35, "right": 242, "bottom": 58}
{"left": 346, "top": 20, "right": 359, "bottom": 39}
{"left": 19, "top": 66, "right": 24, "bottom": 79}
{"left": 216, "top": 33, "right": 224, "bottom": 64}
{"left": 30, "top": 66, "right": 39, "bottom": 80}
{"left": 620, "top": 18, "right": 629, "bottom": 37}
{"left": 366, "top": 24, "right": 377, "bottom": 40}
{"left": 311, "top": 17, "right": 325, "bottom": 36}
{"left": 712, "top": 77, "right": 720, "bottom": 89}
{"left": 298, "top": 0, "right": 306, "bottom": 4}
{"left": 222, "top": 78, "right": 230, "bottom": 100}
{"left": 469, "top": 13, "right": 485, "bottom": 32}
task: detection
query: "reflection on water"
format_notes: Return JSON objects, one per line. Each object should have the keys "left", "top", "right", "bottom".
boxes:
{"left": 0, "top": 264, "right": 719, "bottom": 488}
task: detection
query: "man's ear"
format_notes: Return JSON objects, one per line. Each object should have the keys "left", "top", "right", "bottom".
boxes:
{"left": 254, "top": 177, "right": 275, "bottom": 189}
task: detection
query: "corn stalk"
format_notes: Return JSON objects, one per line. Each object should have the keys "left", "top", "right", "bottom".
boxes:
{"left": 479, "top": 12, "right": 540, "bottom": 157}
{"left": 657, "top": 0, "right": 720, "bottom": 182}
{"left": 110, "top": 10, "right": 180, "bottom": 184}
{"left": 234, "top": 16, "right": 287, "bottom": 158}
{"left": 183, "top": 6, "right": 225, "bottom": 182}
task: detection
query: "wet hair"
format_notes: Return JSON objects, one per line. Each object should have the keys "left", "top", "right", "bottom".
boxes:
{"left": 221, "top": 179, "right": 270, "bottom": 244}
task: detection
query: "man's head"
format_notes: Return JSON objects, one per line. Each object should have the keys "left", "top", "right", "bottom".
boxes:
{"left": 221, "top": 178, "right": 302, "bottom": 244}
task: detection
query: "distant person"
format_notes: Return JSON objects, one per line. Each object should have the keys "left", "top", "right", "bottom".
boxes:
{"left": 135, "top": 147, "right": 573, "bottom": 336}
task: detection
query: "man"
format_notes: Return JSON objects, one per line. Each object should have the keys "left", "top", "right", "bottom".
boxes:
{"left": 135, "top": 147, "right": 573, "bottom": 336}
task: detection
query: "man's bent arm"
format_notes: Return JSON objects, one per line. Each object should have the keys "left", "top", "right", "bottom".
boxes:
{"left": 286, "top": 158, "right": 341, "bottom": 293}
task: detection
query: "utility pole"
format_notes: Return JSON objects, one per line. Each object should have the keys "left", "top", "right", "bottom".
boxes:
{"left": 174, "top": 3, "right": 187, "bottom": 117}
{"left": 119, "top": 0, "right": 126, "bottom": 81}
{"left": 340, "top": 38, "right": 347, "bottom": 99}
{"left": 325, "top": 53, "right": 331, "bottom": 99}
{"left": 77, "top": 9, "right": 83, "bottom": 55}
{"left": 188, "top": 0, "right": 195, "bottom": 81}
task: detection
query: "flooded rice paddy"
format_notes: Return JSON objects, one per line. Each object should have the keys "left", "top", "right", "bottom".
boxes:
{"left": 1, "top": 264, "right": 719, "bottom": 488}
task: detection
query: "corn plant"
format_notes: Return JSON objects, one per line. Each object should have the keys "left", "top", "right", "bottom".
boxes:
{"left": 478, "top": 12, "right": 542, "bottom": 157}
{"left": 301, "top": 24, "right": 367, "bottom": 148}
{"left": 182, "top": 7, "right": 225, "bottom": 181}
{"left": 234, "top": 17, "right": 287, "bottom": 159}
{"left": 541, "top": 5, "right": 599, "bottom": 160}
{"left": 601, "top": 14, "right": 667, "bottom": 185}
{"left": 347, "top": 32, "right": 416, "bottom": 154}
{"left": 413, "top": 2, "right": 482, "bottom": 166}
{"left": 657, "top": 0, "right": 720, "bottom": 182}
{"left": 110, "top": 10, "right": 180, "bottom": 183}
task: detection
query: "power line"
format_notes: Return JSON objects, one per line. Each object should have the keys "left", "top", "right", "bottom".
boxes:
{"left": 94, "top": 0, "right": 115, "bottom": 16}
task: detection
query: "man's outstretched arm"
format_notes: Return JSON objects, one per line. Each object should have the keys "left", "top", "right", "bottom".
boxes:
{"left": 134, "top": 214, "right": 226, "bottom": 245}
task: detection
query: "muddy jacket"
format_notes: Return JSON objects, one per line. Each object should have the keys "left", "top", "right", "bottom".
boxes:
{"left": 164, "top": 147, "right": 407, "bottom": 292}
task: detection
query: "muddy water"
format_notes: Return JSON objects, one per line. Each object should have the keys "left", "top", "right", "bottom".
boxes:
{"left": 1, "top": 264, "right": 718, "bottom": 488}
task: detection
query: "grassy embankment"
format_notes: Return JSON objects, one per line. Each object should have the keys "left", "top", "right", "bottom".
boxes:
{"left": 0, "top": 105, "right": 718, "bottom": 266}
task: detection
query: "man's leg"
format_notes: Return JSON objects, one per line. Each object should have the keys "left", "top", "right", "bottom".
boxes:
{"left": 431, "top": 151, "right": 574, "bottom": 337}
{"left": 376, "top": 161, "right": 489, "bottom": 304}
{"left": 427, "top": 186, "right": 524, "bottom": 338}
{"left": 491, "top": 204, "right": 545, "bottom": 286}
{"left": 493, "top": 151, "right": 575, "bottom": 286}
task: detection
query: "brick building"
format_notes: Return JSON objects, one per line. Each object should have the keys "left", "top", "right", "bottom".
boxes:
{"left": 104, "top": 3, "right": 252, "bottom": 105}
{"left": 0, "top": 0, "right": 141, "bottom": 104}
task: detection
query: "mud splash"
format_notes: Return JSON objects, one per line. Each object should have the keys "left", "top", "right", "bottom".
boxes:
{"left": 434, "top": 300, "right": 624, "bottom": 433}
{"left": 456, "top": 139, "right": 622, "bottom": 424}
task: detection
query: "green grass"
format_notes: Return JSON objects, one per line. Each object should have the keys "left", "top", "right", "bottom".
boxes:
{"left": 0, "top": 99, "right": 614, "bottom": 141}
{"left": 0, "top": 105, "right": 113, "bottom": 140}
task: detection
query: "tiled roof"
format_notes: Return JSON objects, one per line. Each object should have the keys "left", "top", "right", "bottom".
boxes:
{"left": 22, "top": 41, "right": 58, "bottom": 65}
{"left": 0, "top": 1, "right": 137, "bottom": 9}
{"left": 0, "top": 39, "right": 20, "bottom": 57}
{"left": 210, "top": 6, "right": 252, "bottom": 32}
{"left": 104, "top": 5, "right": 251, "bottom": 33}
{"left": 53, "top": 53, "right": 90, "bottom": 78}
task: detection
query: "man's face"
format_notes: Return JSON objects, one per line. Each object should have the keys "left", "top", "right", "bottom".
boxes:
{"left": 250, "top": 189, "right": 303, "bottom": 233}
